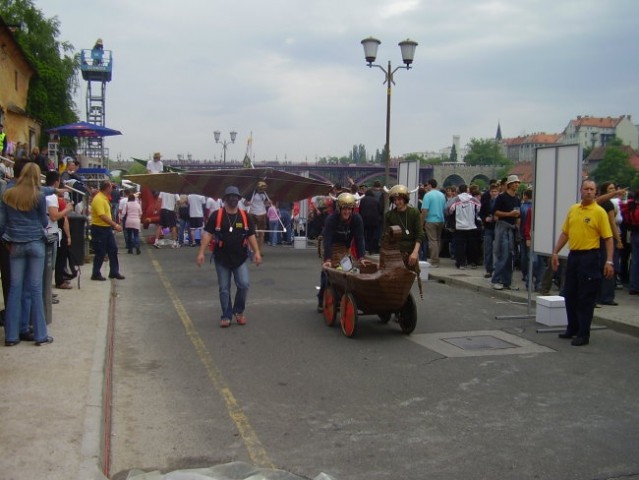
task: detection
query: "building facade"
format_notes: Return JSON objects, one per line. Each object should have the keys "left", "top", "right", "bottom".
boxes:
{"left": 560, "top": 115, "right": 638, "bottom": 150}
{"left": 0, "top": 16, "right": 41, "bottom": 155}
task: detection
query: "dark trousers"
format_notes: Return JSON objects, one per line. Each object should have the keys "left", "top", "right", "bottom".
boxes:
{"left": 454, "top": 229, "right": 475, "bottom": 267}
{"left": 597, "top": 240, "right": 616, "bottom": 303}
{"left": 563, "top": 249, "right": 602, "bottom": 339}
{"left": 91, "top": 225, "right": 120, "bottom": 278}
{"left": 55, "top": 234, "right": 70, "bottom": 286}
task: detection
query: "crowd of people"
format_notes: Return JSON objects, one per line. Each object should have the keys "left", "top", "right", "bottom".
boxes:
{"left": 3, "top": 140, "right": 637, "bottom": 341}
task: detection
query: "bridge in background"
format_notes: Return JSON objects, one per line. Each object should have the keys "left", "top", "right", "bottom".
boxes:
{"left": 159, "top": 160, "right": 499, "bottom": 188}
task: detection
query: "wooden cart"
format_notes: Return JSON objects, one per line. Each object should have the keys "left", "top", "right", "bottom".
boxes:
{"left": 321, "top": 226, "right": 419, "bottom": 338}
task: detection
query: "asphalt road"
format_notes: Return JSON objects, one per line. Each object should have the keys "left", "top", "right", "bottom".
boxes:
{"left": 109, "top": 243, "right": 639, "bottom": 480}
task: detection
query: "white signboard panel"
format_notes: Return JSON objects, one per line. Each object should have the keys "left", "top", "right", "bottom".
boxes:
{"left": 398, "top": 160, "right": 419, "bottom": 207}
{"left": 533, "top": 145, "right": 581, "bottom": 256}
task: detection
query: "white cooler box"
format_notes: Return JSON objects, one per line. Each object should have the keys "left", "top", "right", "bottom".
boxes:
{"left": 536, "top": 295, "right": 567, "bottom": 327}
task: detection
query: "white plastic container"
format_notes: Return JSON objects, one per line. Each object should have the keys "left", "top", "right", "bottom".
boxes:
{"left": 419, "top": 261, "right": 430, "bottom": 281}
{"left": 536, "top": 295, "right": 567, "bottom": 326}
{"left": 293, "top": 236, "right": 307, "bottom": 249}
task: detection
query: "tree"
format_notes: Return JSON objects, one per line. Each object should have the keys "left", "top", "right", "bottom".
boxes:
{"left": 404, "top": 152, "right": 426, "bottom": 163}
{"left": 590, "top": 138, "right": 638, "bottom": 188}
{"left": 350, "top": 144, "right": 367, "bottom": 164}
{"left": 1, "top": 0, "right": 79, "bottom": 144}
{"left": 463, "top": 138, "right": 510, "bottom": 166}
{"left": 449, "top": 143, "right": 457, "bottom": 162}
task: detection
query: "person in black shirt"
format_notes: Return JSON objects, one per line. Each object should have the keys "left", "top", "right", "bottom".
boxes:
{"left": 491, "top": 175, "right": 521, "bottom": 290}
{"left": 196, "top": 186, "right": 262, "bottom": 328}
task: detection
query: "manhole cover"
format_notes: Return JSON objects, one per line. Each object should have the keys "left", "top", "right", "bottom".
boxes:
{"left": 443, "top": 335, "right": 518, "bottom": 351}
{"left": 408, "top": 330, "right": 555, "bottom": 357}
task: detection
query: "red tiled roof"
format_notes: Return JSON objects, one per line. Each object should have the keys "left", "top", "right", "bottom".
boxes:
{"left": 507, "top": 162, "right": 533, "bottom": 184}
{"left": 570, "top": 115, "right": 626, "bottom": 129}
{"left": 501, "top": 133, "right": 561, "bottom": 145}
{"left": 585, "top": 145, "right": 638, "bottom": 162}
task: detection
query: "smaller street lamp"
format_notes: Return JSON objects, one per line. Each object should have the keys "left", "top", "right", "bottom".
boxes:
{"left": 213, "top": 130, "right": 238, "bottom": 164}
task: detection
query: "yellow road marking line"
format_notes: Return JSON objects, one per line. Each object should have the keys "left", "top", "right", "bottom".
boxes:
{"left": 151, "top": 258, "right": 274, "bottom": 468}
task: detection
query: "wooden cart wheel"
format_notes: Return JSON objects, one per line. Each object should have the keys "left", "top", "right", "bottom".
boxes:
{"left": 340, "top": 293, "right": 358, "bottom": 338}
{"left": 397, "top": 293, "right": 417, "bottom": 335}
{"left": 323, "top": 285, "right": 338, "bottom": 327}
{"left": 378, "top": 312, "right": 392, "bottom": 324}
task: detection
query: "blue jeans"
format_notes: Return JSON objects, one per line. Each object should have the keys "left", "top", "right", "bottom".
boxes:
{"left": 125, "top": 228, "right": 140, "bottom": 250}
{"left": 178, "top": 218, "right": 191, "bottom": 245}
{"left": 268, "top": 220, "right": 280, "bottom": 245}
{"left": 4, "top": 240, "right": 48, "bottom": 343}
{"left": 214, "top": 259, "right": 250, "bottom": 320}
{"left": 91, "top": 225, "right": 120, "bottom": 278}
{"left": 630, "top": 231, "right": 639, "bottom": 291}
{"left": 483, "top": 228, "right": 495, "bottom": 273}
{"left": 280, "top": 210, "right": 292, "bottom": 243}
{"left": 492, "top": 222, "right": 515, "bottom": 287}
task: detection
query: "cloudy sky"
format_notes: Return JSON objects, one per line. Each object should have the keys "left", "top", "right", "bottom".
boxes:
{"left": 34, "top": 0, "right": 639, "bottom": 163}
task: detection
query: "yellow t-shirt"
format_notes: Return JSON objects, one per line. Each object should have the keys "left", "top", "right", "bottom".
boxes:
{"left": 562, "top": 201, "right": 612, "bottom": 251}
{"left": 91, "top": 191, "right": 112, "bottom": 227}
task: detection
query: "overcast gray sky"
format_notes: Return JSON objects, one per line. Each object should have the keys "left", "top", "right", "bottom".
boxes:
{"left": 35, "top": 0, "right": 639, "bottom": 163}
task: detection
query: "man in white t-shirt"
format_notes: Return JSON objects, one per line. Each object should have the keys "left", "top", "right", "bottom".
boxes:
{"left": 246, "top": 182, "right": 268, "bottom": 248}
{"left": 187, "top": 193, "right": 206, "bottom": 246}
{"left": 154, "top": 191, "right": 179, "bottom": 248}
{"left": 147, "top": 152, "right": 163, "bottom": 174}
{"left": 205, "top": 197, "right": 221, "bottom": 221}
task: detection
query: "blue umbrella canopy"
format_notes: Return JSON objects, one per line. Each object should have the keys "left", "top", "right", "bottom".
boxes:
{"left": 47, "top": 121, "right": 122, "bottom": 138}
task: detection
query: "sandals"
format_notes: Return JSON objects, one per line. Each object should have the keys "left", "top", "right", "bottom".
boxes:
{"left": 219, "top": 318, "right": 231, "bottom": 328}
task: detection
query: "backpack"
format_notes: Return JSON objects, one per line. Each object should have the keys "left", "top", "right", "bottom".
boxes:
{"left": 208, "top": 208, "right": 249, "bottom": 251}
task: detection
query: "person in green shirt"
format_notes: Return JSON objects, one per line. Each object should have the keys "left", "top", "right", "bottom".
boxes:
{"left": 384, "top": 184, "right": 424, "bottom": 268}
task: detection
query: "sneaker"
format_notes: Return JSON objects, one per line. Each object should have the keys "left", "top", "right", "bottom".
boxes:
{"left": 493, "top": 283, "right": 504, "bottom": 290}
{"left": 219, "top": 318, "right": 231, "bottom": 328}
{"left": 172, "top": 242, "right": 179, "bottom": 249}
{"left": 317, "top": 304, "right": 324, "bottom": 313}
{"left": 153, "top": 242, "right": 160, "bottom": 249}
{"left": 234, "top": 313, "right": 247, "bottom": 325}
{"left": 484, "top": 272, "right": 492, "bottom": 278}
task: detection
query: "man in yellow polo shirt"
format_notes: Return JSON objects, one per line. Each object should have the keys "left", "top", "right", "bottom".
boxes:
{"left": 90, "top": 181, "right": 125, "bottom": 281}
{"left": 551, "top": 179, "right": 613, "bottom": 346}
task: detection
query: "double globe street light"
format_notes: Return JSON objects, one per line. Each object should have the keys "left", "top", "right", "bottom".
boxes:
{"left": 360, "top": 37, "right": 418, "bottom": 186}
{"left": 213, "top": 130, "right": 238, "bottom": 164}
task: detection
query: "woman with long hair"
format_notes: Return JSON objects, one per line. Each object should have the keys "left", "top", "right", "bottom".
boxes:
{"left": 0, "top": 162, "right": 52, "bottom": 346}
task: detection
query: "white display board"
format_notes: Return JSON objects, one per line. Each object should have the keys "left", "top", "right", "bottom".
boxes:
{"left": 533, "top": 144, "right": 581, "bottom": 256}
{"left": 398, "top": 160, "right": 420, "bottom": 207}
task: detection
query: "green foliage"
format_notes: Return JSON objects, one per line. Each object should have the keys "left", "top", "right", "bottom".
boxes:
{"left": 404, "top": 152, "right": 426, "bottom": 163}
{"left": 1, "top": 0, "right": 79, "bottom": 143}
{"left": 590, "top": 139, "right": 637, "bottom": 188}
{"left": 350, "top": 144, "right": 367, "bottom": 164}
{"left": 464, "top": 138, "right": 510, "bottom": 166}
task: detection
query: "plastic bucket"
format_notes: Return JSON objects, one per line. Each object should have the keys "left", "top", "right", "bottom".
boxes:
{"left": 419, "top": 261, "right": 430, "bottom": 281}
{"left": 293, "top": 236, "right": 307, "bottom": 249}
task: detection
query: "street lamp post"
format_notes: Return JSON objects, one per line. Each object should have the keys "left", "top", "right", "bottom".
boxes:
{"left": 360, "top": 37, "right": 418, "bottom": 187}
{"left": 213, "top": 130, "right": 238, "bottom": 164}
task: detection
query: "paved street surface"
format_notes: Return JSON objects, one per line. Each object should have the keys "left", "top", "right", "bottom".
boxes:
{"left": 2, "top": 238, "right": 639, "bottom": 480}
